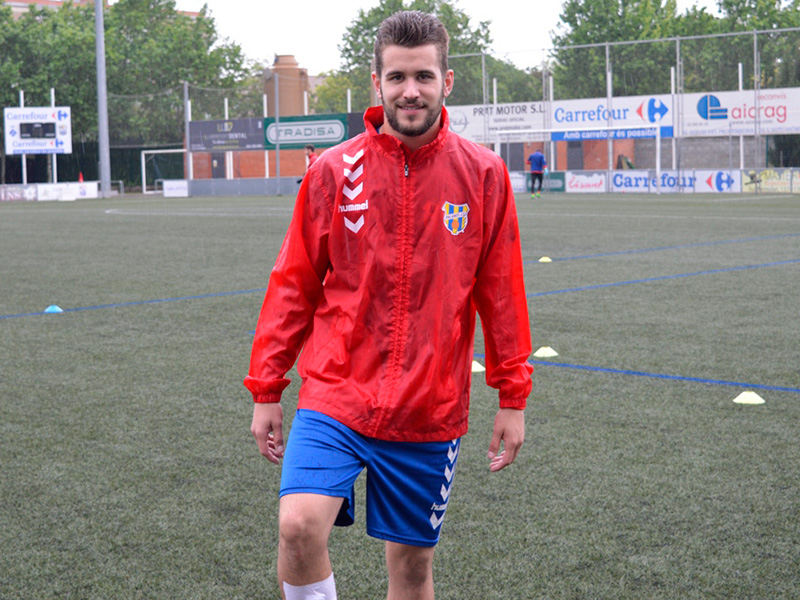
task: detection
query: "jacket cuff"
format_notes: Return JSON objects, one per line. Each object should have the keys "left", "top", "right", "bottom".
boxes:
{"left": 253, "top": 392, "right": 282, "bottom": 404}
{"left": 499, "top": 395, "right": 527, "bottom": 410}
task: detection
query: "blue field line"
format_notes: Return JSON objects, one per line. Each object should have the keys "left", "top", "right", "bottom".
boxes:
{"left": 529, "top": 359, "right": 800, "bottom": 394}
{"left": 527, "top": 258, "right": 800, "bottom": 298}
{"left": 473, "top": 353, "right": 800, "bottom": 395}
{"left": 524, "top": 232, "right": 800, "bottom": 264}
{"left": 4, "top": 257, "right": 798, "bottom": 319}
{"left": 0, "top": 288, "right": 267, "bottom": 320}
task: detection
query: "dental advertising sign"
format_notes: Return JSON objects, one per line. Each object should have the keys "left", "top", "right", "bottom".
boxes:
{"left": 681, "top": 88, "right": 800, "bottom": 137}
{"left": 550, "top": 94, "right": 674, "bottom": 140}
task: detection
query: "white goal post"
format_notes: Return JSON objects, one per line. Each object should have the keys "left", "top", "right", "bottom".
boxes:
{"left": 140, "top": 148, "right": 187, "bottom": 194}
{"left": 495, "top": 124, "right": 664, "bottom": 194}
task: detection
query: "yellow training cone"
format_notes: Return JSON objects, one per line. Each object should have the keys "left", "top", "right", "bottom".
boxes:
{"left": 732, "top": 391, "right": 765, "bottom": 405}
{"left": 538, "top": 256, "right": 553, "bottom": 263}
{"left": 471, "top": 360, "right": 486, "bottom": 372}
{"left": 533, "top": 346, "right": 559, "bottom": 358}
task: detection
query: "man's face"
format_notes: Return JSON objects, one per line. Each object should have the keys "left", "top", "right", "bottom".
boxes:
{"left": 372, "top": 44, "right": 454, "bottom": 149}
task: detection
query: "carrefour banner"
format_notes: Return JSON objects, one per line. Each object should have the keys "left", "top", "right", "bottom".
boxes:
{"left": 4, "top": 106, "right": 72, "bottom": 155}
{"left": 695, "top": 170, "right": 742, "bottom": 193}
{"left": 611, "top": 170, "right": 741, "bottom": 193}
{"left": 551, "top": 94, "right": 674, "bottom": 139}
{"left": 681, "top": 88, "right": 800, "bottom": 137}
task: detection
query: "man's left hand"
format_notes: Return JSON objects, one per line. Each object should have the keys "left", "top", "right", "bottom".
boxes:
{"left": 487, "top": 408, "right": 525, "bottom": 472}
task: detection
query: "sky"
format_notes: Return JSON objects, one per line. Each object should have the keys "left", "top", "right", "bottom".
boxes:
{"left": 171, "top": 0, "right": 720, "bottom": 76}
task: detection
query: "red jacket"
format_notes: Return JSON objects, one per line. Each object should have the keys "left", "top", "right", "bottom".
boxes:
{"left": 245, "top": 106, "right": 533, "bottom": 442}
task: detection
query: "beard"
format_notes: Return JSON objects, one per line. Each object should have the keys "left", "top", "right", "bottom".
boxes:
{"left": 381, "top": 87, "right": 445, "bottom": 138}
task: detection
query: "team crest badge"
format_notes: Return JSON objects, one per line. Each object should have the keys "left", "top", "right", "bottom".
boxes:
{"left": 442, "top": 202, "right": 470, "bottom": 236}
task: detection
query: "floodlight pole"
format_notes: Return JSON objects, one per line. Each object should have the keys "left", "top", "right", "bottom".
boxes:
{"left": 94, "top": 0, "right": 111, "bottom": 198}
{"left": 50, "top": 88, "right": 58, "bottom": 183}
{"left": 19, "top": 91, "right": 27, "bottom": 185}
{"left": 606, "top": 43, "right": 613, "bottom": 192}
{"left": 274, "top": 73, "right": 281, "bottom": 194}
{"left": 268, "top": 93, "right": 269, "bottom": 179}
{"left": 184, "top": 81, "right": 193, "bottom": 181}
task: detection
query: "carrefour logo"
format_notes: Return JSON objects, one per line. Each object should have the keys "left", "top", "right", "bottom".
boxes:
{"left": 698, "top": 95, "right": 728, "bottom": 120}
{"left": 706, "top": 171, "right": 735, "bottom": 192}
{"left": 636, "top": 98, "right": 668, "bottom": 123}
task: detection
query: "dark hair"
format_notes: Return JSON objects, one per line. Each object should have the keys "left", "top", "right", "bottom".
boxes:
{"left": 373, "top": 11, "right": 449, "bottom": 77}
{"left": 305, "top": 144, "right": 315, "bottom": 152}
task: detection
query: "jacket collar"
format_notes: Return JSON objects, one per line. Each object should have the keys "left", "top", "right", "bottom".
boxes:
{"left": 364, "top": 105, "right": 450, "bottom": 160}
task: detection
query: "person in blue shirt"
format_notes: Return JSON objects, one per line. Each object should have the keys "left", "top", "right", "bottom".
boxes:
{"left": 526, "top": 149, "right": 547, "bottom": 198}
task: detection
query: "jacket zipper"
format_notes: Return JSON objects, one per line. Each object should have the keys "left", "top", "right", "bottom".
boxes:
{"left": 375, "top": 157, "right": 412, "bottom": 434}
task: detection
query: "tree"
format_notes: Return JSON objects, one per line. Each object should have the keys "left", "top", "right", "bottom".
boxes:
{"left": 104, "top": 0, "right": 253, "bottom": 146}
{"left": 551, "top": 0, "right": 800, "bottom": 98}
{"left": 0, "top": 0, "right": 255, "bottom": 183}
{"left": 310, "top": 0, "right": 539, "bottom": 113}
{"left": 552, "top": 0, "right": 686, "bottom": 98}
{"left": 0, "top": 5, "right": 22, "bottom": 183}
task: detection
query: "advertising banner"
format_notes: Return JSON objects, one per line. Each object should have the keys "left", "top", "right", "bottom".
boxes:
{"left": 446, "top": 102, "right": 547, "bottom": 144}
{"left": 681, "top": 88, "right": 800, "bottom": 137}
{"left": 694, "top": 170, "right": 742, "bottom": 193}
{"left": 36, "top": 182, "right": 98, "bottom": 201}
{"left": 447, "top": 87, "right": 800, "bottom": 147}
{"left": 565, "top": 171, "right": 607, "bottom": 193}
{"left": 610, "top": 170, "right": 698, "bottom": 193}
{"left": 544, "top": 172, "right": 565, "bottom": 192}
{"left": 265, "top": 114, "right": 347, "bottom": 150}
{"left": 189, "top": 118, "right": 265, "bottom": 152}
{"left": 510, "top": 171, "right": 565, "bottom": 193}
{"left": 0, "top": 185, "right": 37, "bottom": 202}
{"left": 610, "top": 170, "right": 654, "bottom": 193}
{"left": 509, "top": 171, "right": 526, "bottom": 193}
{"left": 742, "top": 168, "right": 796, "bottom": 193}
{"left": 163, "top": 180, "right": 189, "bottom": 197}
{"left": 551, "top": 94, "right": 673, "bottom": 139}
{"left": 4, "top": 106, "right": 72, "bottom": 155}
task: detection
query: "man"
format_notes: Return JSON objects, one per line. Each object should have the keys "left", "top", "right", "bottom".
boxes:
{"left": 304, "top": 144, "right": 318, "bottom": 170}
{"left": 297, "top": 145, "right": 318, "bottom": 184}
{"left": 246, "top": 11, "right": 533, "bottom": 600}
{"left": 527, "top": 148, "right": 547, "bottom": 198}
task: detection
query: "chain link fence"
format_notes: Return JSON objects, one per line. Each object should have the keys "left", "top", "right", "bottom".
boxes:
{"left": 4, "top": 28, "right": 800, "bottom": 188}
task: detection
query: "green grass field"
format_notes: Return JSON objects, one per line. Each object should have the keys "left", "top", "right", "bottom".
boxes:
{"left": 1, "top": 192, "right": 798, "bottom": 599}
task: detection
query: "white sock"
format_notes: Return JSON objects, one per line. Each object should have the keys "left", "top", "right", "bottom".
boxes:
{"left": 283, "top": 572, "right": 337, "bottom": 600}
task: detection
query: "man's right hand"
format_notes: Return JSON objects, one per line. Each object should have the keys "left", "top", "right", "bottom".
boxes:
{"left": 250, "top": 403, "right": 285, "bottom": 464}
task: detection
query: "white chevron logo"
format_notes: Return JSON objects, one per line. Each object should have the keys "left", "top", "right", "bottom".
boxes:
{"left": 448, "top": 446, "right": 458, "bottom": 463}
{"left": 429, "top": 512, "right": 445, "bottom": 529}
{"left": 444, "top": 465, "right": 454, "bottom": 482}
{"left": 344, "top": 215, "right": 364, "bottom": 233}
{"left": 344, "top": 164, "right": 363, "bottom": 182}
{"left": 343, "top": 182, "right": 363, "bottom": 200}
{"left": 343, "top": 149, "right": 364, "bottom": 164}
{"left": 440, "top": 483, "right": 451, "bottom": 502}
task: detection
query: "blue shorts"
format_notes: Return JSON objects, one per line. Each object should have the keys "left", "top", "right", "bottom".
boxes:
{"left": 280, "top": 409, "right": 461, "bottom": 547}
